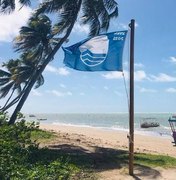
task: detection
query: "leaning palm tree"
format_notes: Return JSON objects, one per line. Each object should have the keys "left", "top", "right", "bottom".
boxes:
{"left": 0, "top": 57, "right": 44, "bottom": 112}
{"left": 0, "top": 60, "right": 22, "bottom": 109}
{"left": 6, "top": 0, "right": 118, "bottom": 124}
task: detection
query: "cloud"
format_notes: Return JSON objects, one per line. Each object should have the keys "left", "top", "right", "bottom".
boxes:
{"left": 134, "top": 70, "right": 147, "bottom": 81}
{"left": 102, "top": 71, "right": 125, "bottom": 79}
{"left": 80, "top": 92, "right": 85, "bottom": 96}
{"left": 169, "top": 57, "right": 176, "bottom": 64}
{"left": 119, "top": 23, "right": 128, "bottom": 30}
{"left": 72, "top": 23, "right": 89, "bottom": 34}
{"left": 47, "top": 90, "right": 72, "bottom": 97}
{"left": 166, "top": 88, "right": 176, "bottom": 93}
{"left": 45, "top": 65, "right": 70, "bottom": 76}
{"left": 123, "top": 62, "right": 144, "bottom": 69}
{"left": 58, "top": 67, "right": 70, "bottom": 76}
{"left": 139, "top": 88, "right": 157, "bottom": 93}
{"left": 104, "top": 86, "right": 109, "bottom": 90}
{"left": 115, "top": 22, "right": 139, "bottom": 30}
{"left": 102, "top": 70, "right": 147, "bottom": 81}
{"left": 149, "top": 73, "right": 176, "bottom": 82}
{"left": 31, "top": 89, "right": 42, "bottom": 96}
{"left": 114, "top": 90, "right": 123, "bottom": 96}
{"left": 134, "top": 63, "right": 144, "bottom": 68}
{"left": 103, "top": 70, "right": 176, "bottom": 83}
{"left": 59, "top": 83, "right": 66, "bottom": 88}
{"left": 0, "top": 1, "right": 32, "bottom": 42}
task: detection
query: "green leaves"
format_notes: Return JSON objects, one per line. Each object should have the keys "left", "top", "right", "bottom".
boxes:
{"left": 81, "top": 0, "right": 118, "bottom": 37}
{"left": 0, "top": 113, "right": 79, "bottom": 179}
{"left": 14, "top": 14, "right": 52, "bottom": 55}
{"left": 0, "top": 0, "right": 31, "bottom": 13}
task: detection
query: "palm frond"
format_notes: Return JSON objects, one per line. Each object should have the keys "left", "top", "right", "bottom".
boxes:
{"left": 14, "top": 14, "right": 52, "bottom": 54}
{"left": 36, "top": 0, "right": 79, "bottom": 36}
{"left": 14, "top": 84, "right": 22, "bottom": 95}
{"left": 81, "top": 0, "right": 118, "bottom": 36}
{"left": 20, "top": 49, "right": 43, "bottom": 64}
{"left": 0, "top": 0, "right": 15, "bottom": 13}
{"left": 0, "top": 77, "right": 10, "bottom": 86}
{"left": 0, "top": 69, "right": 11, "bottom": 77}
{"left": 81, "top": 0, "right": 100, "bottom": 37}
{"left": 20, "top": 0, "right": 31, "bottom": 6}
{"left": 0, "top": 81, "right": 14, "bottom": 98}
{"left": 34, "top": 74, "right": 44, "bottom": 89}
{"left": 35, "top": 0, "right": 69, "bottom": 15}
{"left": 109, "top": 6, "right": 118, "bottom": 18}
{"left": 0, "top": 0, "right": 31, "bottom": 13}
{"left": 104, "top": 0, "right": 118, "bottom": 12}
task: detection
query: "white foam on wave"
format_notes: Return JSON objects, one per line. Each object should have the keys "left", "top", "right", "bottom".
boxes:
{"left": 51, "top": 122, "right": 172, "bottom": 139}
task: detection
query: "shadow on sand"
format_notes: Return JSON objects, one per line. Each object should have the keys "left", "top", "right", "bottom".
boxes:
{"left": 30, "top": 143, "right": 162, "bottom": 179}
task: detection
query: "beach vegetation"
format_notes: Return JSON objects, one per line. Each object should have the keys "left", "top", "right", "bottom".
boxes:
{"left": 1, "top": 112, "right": 176, "bottom": 179}
{"left": 0, "top": 113, "right": 80, "bottom": 179}
{"left": 31, "top": 128, "right": 56, "bottom": 142}
{"left": 0, "top": 0, "right": 118, "bottom": 124}
{"left": 134, "top": 153, "right": 176, "bottom": 168}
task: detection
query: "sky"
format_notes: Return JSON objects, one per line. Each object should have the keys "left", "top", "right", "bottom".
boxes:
{"left": 0, "top": 0, "right": 176, "bottom": 114}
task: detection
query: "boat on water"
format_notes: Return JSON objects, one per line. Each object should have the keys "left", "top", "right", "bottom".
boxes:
{"left": 29, "top": 114, "right": 36, "bottom": 117}
{"left": 141, "top": 122, "right": 159, "bottom": 128}
{"left": 37, "top": 118, "right": 47, "bottom": 121}
{"left": 140, "top": 118, "right": 159, "bottom": 128}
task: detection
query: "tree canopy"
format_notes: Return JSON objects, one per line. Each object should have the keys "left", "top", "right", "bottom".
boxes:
{"left": 0, "top": 0, "right": 119, "bottom": 124}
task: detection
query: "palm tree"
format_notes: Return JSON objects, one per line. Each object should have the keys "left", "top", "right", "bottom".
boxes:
{"left": 0, "top": 60, "right": 22, "bottom": 109}
{"left": 0, "top": 57, "right": 44, "bottom": 112}
{"left": 4, "top": 0, "right": 118, "bottom": 124}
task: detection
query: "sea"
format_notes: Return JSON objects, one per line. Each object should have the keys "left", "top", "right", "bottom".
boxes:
{"left": 25, "top": 113, "right": 174, "bottom": 139}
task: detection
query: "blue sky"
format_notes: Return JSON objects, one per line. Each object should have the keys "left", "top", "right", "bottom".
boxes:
{"left": 0, "top": 0, "right": 176, "bottom": 113}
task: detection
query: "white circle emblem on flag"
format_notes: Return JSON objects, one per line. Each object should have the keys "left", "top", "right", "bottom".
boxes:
{"left": 79, "top": 35, "right": 109, "bottom": 67}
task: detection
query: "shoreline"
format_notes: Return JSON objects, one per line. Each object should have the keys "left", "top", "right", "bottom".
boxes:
{"left": 40, "top": 123, "right": 176, "bottom": 157}
{"left": 40, "top": 121, "right": 172, "bottom": 139}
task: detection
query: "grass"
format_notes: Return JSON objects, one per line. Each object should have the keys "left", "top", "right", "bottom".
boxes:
{"left": 31, "top": 129, "right": 176, "bottom": 179}
{"left": 134, "top": 153, "right": 176, "bottom": 168}
{"left": 0, "top": 121, "right": 81, "bottom": 179}
{"left": 31, "top": 128, "right": 57, "bottom": 142}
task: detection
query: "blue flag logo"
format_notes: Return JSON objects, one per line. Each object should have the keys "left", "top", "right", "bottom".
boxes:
{"left": 79, "top": 35, "right": 109, "bottom": 67}
{"left": 63, "top": 31, "right": 127, "bottom": 71}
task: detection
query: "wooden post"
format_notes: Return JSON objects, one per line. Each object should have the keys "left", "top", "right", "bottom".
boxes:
{"left": 129, "top": 19, "right": 135, "bottom": 175}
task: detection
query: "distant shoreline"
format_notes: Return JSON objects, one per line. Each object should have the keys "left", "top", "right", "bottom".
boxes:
{"left": 26, "top": 112, "right": 173, "bottom": 139}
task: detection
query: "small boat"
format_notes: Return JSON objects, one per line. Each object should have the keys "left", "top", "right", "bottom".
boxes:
{"left": 140, "top": 118, "right": 159, "bottom": 128}
{"left": 29, "top": 114, "right": 36, "bottom": 117}
{"left": 141, "top": 122, "right": 159, "bottom": 128}
{"left": 37, "top": 118, "right": 47, "bottom": 121}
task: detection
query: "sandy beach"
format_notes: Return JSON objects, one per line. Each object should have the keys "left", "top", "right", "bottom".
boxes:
{"left": 40, "top": 123, "right": 176, "bottom": 179}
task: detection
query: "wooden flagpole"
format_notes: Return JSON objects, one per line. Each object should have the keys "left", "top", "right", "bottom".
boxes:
{"left": 129, "top": 19, "right": 135, "bottom": 175}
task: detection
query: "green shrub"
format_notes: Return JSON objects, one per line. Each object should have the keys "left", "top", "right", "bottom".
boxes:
{"left": 0, "top": 112, "right": 79, "bottom": 179}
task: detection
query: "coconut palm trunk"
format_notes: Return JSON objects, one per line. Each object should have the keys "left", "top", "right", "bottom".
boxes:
{"left": 8, "top": 0, "right": 82, "bottom": 124}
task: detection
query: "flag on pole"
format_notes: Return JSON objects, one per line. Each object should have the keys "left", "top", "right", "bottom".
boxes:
{"left": 63, "top": 31, "right": 127, "bottom": 71}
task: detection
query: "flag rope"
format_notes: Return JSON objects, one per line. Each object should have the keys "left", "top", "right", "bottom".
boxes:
{"left": 122, "top": 72, "right": 129, "bottom": 110}
{"left": 122, "top": 28, "right": 131, "bottom": 112}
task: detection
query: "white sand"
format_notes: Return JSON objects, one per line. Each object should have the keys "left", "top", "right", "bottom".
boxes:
{"left": 40, "top": 123, "right": 176, "bottom": 157}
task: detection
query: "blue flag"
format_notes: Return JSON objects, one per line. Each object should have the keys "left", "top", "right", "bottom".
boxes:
{"left": 63, "top": 31, "right": 127, "bottom": 71}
